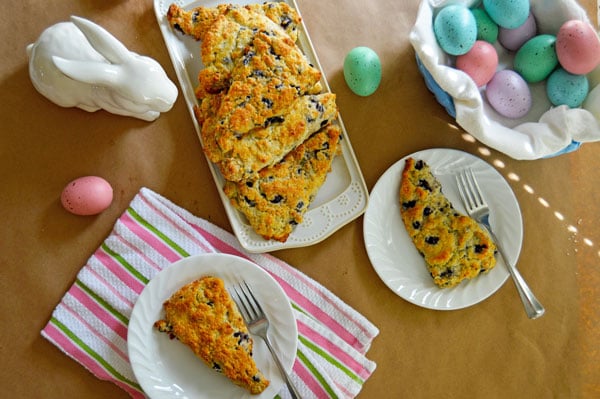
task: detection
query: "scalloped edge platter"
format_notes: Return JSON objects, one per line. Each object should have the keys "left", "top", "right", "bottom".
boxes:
{"left": 154, "top": 0, "right": 368, "bottom": 252}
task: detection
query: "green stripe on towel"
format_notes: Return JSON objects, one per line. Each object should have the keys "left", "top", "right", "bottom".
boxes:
{"left": 101, "top": 243, "right": 149, "bottom": 285}
{"left": 299, "top": 335, "right": 365, "bottom": 385}
{"left": 75, "top": 280, "right": 129, "bottom": 326}
{"left": 297, "top": 347, "right": 338, "bottom": 398}
{"left": 127, "top": 207, "right": 190, "bottom": 257}
{"left": 51, "top": 317, "right": 141, "bottom": 391}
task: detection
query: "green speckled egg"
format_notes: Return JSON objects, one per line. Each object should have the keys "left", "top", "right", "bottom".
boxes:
{"left": 343, "top": 47, "right": 382, "bottom": 97}
{"left": 546, "top": 68, "right": 589, "bottom": 107}
{"left": 514, "top": 34, "right": 558, "bottom": 83}
{"left": 471, "top": 8, "right": 499, "bottom": 43}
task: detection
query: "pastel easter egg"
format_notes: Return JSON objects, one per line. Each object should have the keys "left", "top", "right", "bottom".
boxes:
{"left": 471, "top": 8, "right": 499, "bottom": 44}
{"left": 343, "top": 47, "right": 382, "bottom": 96}
{"left": 61, "top": 176, "right": 113, "bottom": 215}
{"left": 483, "top": 0, "right": 530, "bottom": 29}
{"left": 456, "top": 40, "right": 499, "bottom": 87}
{"left": 556, "top": 20, "right": 600, "bottom": 75}
{"left": 486, "top": 69, "right": 532, "bottom": 118}
{"left": 546, "top": 68, "right": 589, "bottom": 107}
{"left": 434, "top": 4, "right": 477, "bottom": 56}
{"left": 514, "top": 34, "right": 558, "bottom": 83}
{"left": 498, "top": 12, "right": 537, "bottom": 51}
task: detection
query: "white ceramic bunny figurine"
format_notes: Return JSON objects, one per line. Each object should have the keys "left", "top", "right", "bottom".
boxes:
{"left": 26, "top": 16, "right": 178, "bottom": 122}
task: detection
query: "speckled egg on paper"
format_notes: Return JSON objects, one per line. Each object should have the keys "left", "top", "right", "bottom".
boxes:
{"left": 61, "top": 176, "right": 113, "bottom": 216}
{"left": 343, "top": 47, "right": 382, "bottom": 97}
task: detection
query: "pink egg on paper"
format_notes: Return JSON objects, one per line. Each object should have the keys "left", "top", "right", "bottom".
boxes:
{"left": 456, "top": 40, "right": 499, "bottom": 87}
{"left": 61, "top": 176, "right": 113, "bottom": 216}
{"left": 556, "top": 20, "right": 600, "bottom": 75}
{"left": 485, "top": 69, "right": 532, "bottom": 118}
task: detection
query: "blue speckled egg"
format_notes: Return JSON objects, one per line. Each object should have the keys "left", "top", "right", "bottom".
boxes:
{"left": 343, "top": 47, "right": 382, "bottom": 96}
{"left": 546, "top": 68, "right": 589, "bottom": 107}
{"left": 433, "top": 4, "right": 477, "bottom": 56}
{"left": 483, "top": 0, "right": 529, "bottom": 29}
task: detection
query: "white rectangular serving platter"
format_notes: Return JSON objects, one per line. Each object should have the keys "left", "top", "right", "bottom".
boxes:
{"left": 154, "top": 0, "right": 368, "bottom": 253}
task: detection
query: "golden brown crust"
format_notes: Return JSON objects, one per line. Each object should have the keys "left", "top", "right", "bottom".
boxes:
{"left": 399, "top": 158, "right": 497, "bottom": 288}
{"left": 207, "top": 93, "right": 337, "bottom": 182}
{"left": 154, "top": 276, "right": 269, "bottom": 394}
{"left": 195, "top": 13, "right": 321, "bottom": 104}
{"left": 167, "top": 2, "right": 301, "bottom": 42}
{"left": 224, "top": 124, "right": 342, "bottom": 242}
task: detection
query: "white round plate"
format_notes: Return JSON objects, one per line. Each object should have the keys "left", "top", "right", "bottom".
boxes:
{"left": 128, "top": 253, "right": 298, "bottom": 398}
{"left": 364, "top": 148, "right": 522, "bottom": 310}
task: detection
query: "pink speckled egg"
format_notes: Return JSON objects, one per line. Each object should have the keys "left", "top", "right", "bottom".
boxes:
{"left": 556, "top": 20, "right": 600, "bottom": 75}
{"left": 485, "top": 69, "right": 532, "bottom": 119}
{"left": 456, "top": 40, "right": 499, "bottom": 87}
{"left": 61, "top": 176, "right": 113, "bottom": 216}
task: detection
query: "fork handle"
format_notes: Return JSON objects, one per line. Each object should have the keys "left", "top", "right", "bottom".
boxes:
{"left": 494, "top": 239, "right": 545, "bottom": 319}
{"left": 263, "top": 335, "right": 302, "bottom": 399}
{"left": 503, "top": 254, "right": 545, "bottom": 319}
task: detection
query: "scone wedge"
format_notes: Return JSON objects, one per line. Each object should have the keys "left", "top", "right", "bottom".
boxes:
{"left": 205, "top": 93, "right": 338, "bottom": 182}
{"left": 399, "top": 158, "right": 497, "bottom": 288}
{"left": 154, "top": 276, "right": 269, "bottom": 394}
{"left": 166, "top": 2, "right": 302, "bottom": 43}
{"left": 224, "top": 124, "right": 342, "bottom": 242}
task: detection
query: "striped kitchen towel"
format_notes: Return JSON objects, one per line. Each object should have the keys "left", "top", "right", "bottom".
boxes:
{"left": 41, "top": 187, "right": 378, "bottom": 398}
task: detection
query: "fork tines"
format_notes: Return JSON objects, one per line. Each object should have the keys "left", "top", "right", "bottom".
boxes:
{"left": 456, "top": 168, "right": 486, "bottom": 210}
{"left": 230, "top": 281, "right": 265, "bottom": 323}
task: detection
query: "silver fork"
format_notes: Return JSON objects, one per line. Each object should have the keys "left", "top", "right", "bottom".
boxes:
{"left": 231, "top": 281, "right": 301, "bottom": 399}
{"left": 456, "top": 168, "right": 545, "bottom": 319}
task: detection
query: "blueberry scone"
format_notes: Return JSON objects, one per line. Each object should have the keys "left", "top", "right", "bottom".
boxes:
{"left": 194, "top": 15, "right": 323, "bottom": 126}
{"left": 199, "top": 11, "right": 320, "bottom": 93}
{"left": 399, "top": 158, "right": 497, "bottom": 288}
{"left": 199, "top": 28, "right": 323, "bottom": 125}
{"left": 168, "top": 3, "right": 318, "bottom": 97}
{"left": 224, "top": 124, "right": 341, "bottom": 242}
{"left": 154, "top": 276, "right": 269, "bottom": 394}
{"left": 208, "top": 93, "right": 337, "bottom": 182}
{"left": 167, "top": 2, "right": 302, "bottom": 43}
